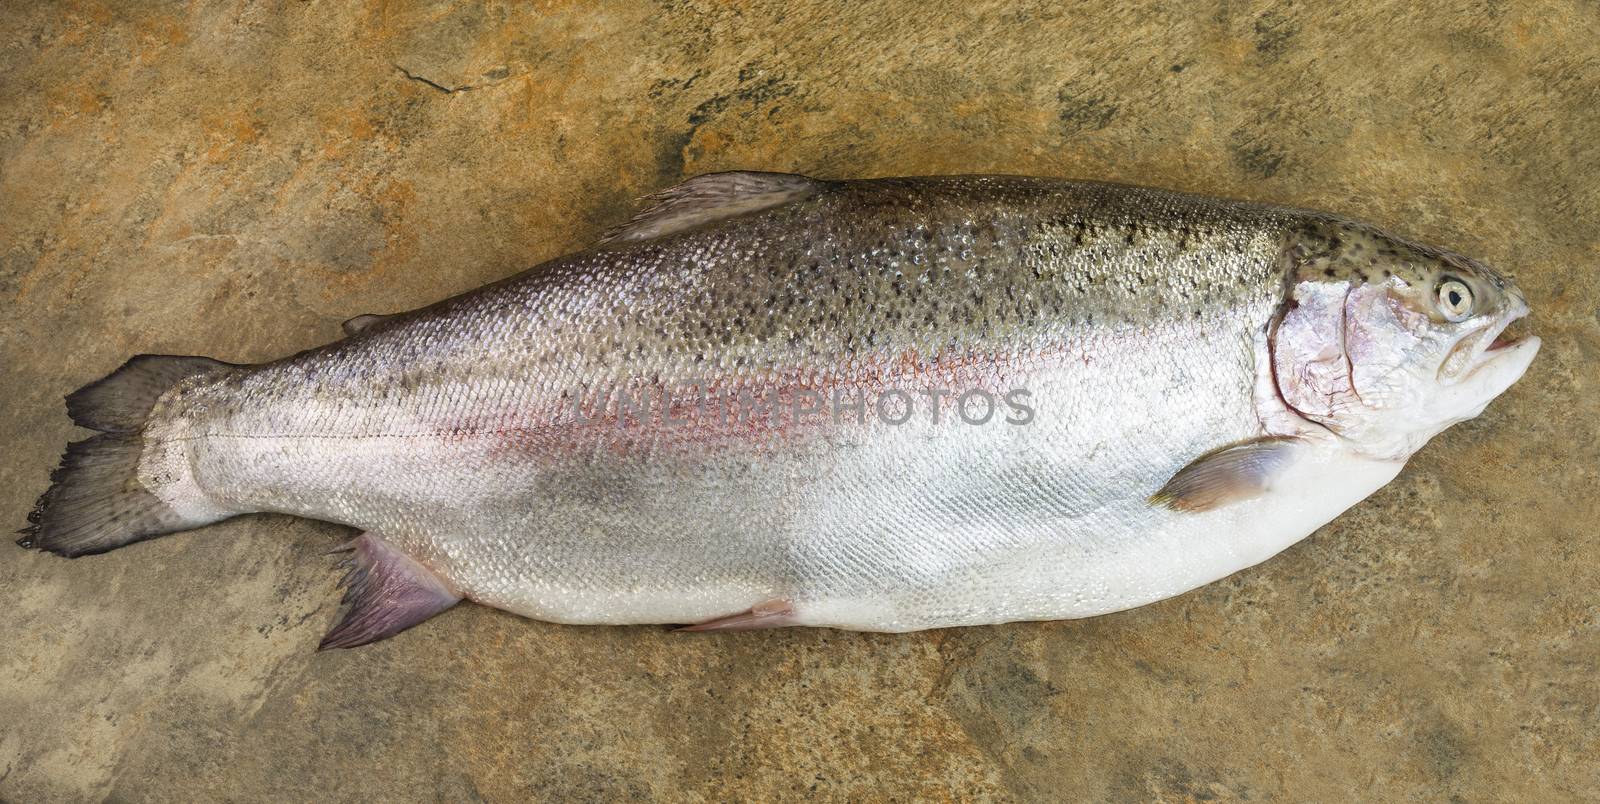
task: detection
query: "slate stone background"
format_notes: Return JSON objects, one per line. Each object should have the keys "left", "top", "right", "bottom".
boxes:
{"left": 1, "top": 1, "right": 1596, "bottom": 800}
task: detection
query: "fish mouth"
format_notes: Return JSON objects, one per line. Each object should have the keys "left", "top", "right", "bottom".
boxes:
{"left": 1443, "top": 301, "right": 1538, "bottom": 383}
{"left": 1486, "top": 326, "right": 1524, "bottom": 352}
{"left": 1481, "top": 309, "right": 1528, "bottom": 357}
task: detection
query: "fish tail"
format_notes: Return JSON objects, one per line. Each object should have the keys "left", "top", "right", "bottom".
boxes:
{"left": 19, "top": 355, "right": 237, "bottom": 557}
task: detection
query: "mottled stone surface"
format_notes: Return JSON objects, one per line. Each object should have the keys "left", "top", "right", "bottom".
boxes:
{"left": 1, "top": 1, "right": 1596, "bottom": 800}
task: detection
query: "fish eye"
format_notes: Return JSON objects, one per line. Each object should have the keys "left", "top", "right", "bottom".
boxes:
{"left": 1436, "top": 278, "right": 1474, "bottom": 321}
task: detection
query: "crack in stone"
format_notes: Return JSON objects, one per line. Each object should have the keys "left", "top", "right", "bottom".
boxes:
{"left": 392, "top": 63, "right": 518, "bottom": 95}
{"left": 394, "top": 63, "right": 468, "bottom": 93}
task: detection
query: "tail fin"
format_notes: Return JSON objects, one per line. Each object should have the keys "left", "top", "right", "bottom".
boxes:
{"left": 65, "top": 354, "right": 228, "bottom": 433}
{"left": 19, "top": 355, "right": 235, "bottom": 558}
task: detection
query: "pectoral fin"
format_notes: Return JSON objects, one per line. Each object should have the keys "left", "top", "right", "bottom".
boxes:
{"left": 319, "top": 533, "right": 461, "bottom": 650}
{"left": 1150, "top": 437, "right": 1303, "bottom": 513}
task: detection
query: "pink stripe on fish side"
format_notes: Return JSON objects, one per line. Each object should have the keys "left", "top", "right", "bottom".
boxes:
{"left": 437, "top": 343, "right": 1075, "bottom": 460}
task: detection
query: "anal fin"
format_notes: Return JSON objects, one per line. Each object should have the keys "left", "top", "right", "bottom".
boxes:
{"left": 677, "top": 599, "right": 797, "bottom": 632}
{"left": 320, "top": 533, "right": 461, "bottom": 650}
{"left": 1150, "top": 436, "right": 1304, "bottom": 513}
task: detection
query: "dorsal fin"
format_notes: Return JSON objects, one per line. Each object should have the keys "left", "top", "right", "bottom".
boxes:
{"left": 601, "top": 171, "right": 822, "bottom": 245}
{"left": 341, "top": 313, "right": 394, "bottom": 337}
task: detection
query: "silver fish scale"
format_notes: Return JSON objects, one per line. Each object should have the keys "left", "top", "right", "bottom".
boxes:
{"left": 157, "top": 176, "right": 1306, "bottom": 629}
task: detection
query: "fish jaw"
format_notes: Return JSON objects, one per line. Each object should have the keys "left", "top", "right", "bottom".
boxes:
{"left": 1427, "top": 331, "right": 1541, "bottom": 431}
{"left": 1447, "top": 290, "right": 1540, "bottom": 406}
{"left": 1380, "top": 287, "right": 1541, "bottom": 455}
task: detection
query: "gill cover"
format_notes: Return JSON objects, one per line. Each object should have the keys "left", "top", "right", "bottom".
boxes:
{"left": 1270, "top": 218, "right": 1537, "bottom": 459}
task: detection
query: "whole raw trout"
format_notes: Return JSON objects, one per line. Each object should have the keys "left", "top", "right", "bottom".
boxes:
{"left": 19, "top": 173, "right": 1539, "bottom": 649}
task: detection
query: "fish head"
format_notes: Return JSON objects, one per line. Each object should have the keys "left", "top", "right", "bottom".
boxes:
{"left": 1271, "top": 219, "right": 1540, "bottom": 460}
